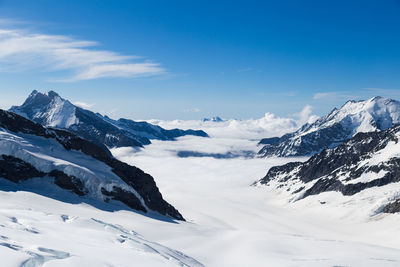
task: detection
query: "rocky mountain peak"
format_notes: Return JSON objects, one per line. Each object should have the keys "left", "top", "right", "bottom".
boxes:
{"left": 258, "top": 96, "right": 400, "bottom": 157}
{"left": 255, "top": 123, "right": 400, "bottom": 215}
{"left": 10, "top": 90, "right": 208, "bottom": 149}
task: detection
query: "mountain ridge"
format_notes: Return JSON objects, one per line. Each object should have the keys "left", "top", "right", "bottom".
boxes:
{"left": 255, "top": 123, "right": 400, "bottom": 214}
{"left": 0, "top": 108, "right": 184, "bottom": 220}
{"left": 258, "top": 96, "right": 400, "bottom": 157}
{"left": 10, "top": 90, "right": 208, "bottom": 148}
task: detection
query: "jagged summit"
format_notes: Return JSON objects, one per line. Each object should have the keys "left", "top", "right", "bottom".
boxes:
{"left": 12, "top": 90, "right": 78, "bottom": 129}
{"left": 10, "top": 90, "right": 208, "bottom": 148}
{"left": 25, "top": 90, "right": 61, "bottom": 103}
{"left": 258, "top": 96, "right": 400, "bottom": 157}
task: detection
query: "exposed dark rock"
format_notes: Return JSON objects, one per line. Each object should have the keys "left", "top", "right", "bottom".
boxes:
{"left": 257, "top": 124, "right": 400, "bottom": 202}
{"left": 0, "top": 109, "right": 184, "bottom": 220}
{"left": 0, "top": 155, "right": 45, "bottom": 182}
{"left": 258, "top": 137, "right": 280, "bottom": 146}
{"left": 109, "top": 159, "right": 184, "bottom": 220}
{"left": 101, "top": 187, "right": 146, "bottom": 213}
{"left": 258, "top": 122, "right": 347, "bottom": 157}
{"left": 0, "top": 109, "right": 51, "bottom": 138}
{"left": 51, "top": 128, "right": 112, "bottom": 161}
{"left": 114, "top": 118, "right": 209, "bottom": 141}
{"left": 50, "top": 170, "right": 88, "bottom": 196}
{"left": 258, "top": 97, "right": 400, "bottom": 157}
{"left": 10, "top": 90, "right": 208, "bottom": 148}
{"left": 261, "top": 161, "right": 302, "bottom": 184}
{"left": 383, "top": 199, "right": 400, "bottom": 213}
{"left": 72, "top": 108, "right": 147, "bottom": 147}
{"left": 0, "top": 155, "right": 87, "bottom": 196}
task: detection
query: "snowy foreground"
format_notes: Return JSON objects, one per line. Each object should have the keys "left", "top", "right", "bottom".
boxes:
{"left": 1, "top": 131, "right": 400, "bottom": 266}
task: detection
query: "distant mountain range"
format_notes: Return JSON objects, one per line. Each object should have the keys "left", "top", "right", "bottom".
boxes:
{"left": 0, "top": 108, "right": 184, "bottom": 220}
{"left": 258, "top": 96, "right": 400, "bottom": 157}
{"left": 10, "top": 90, "right": 208, "bottom": 148}
{"left": 255, "top": 122, "right": 400, "bottom": 214}
{"left": 202, "top": 116, "right": 224, "bottom": 122}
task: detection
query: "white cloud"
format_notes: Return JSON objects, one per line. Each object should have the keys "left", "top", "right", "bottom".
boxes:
{"left": 183, "top": 108, "right": 201, "bottom": 113}
{"left": 313, "top": 91, "right": 359, "bottom": 101}
{"left": 0, "top": 27, "right": 165, "bottom": 81}
{"left": 72, "top": 101, "right": 94, "bottom": 109}
{"left": 313, "top": 92, "right": 335, "bottom": 100}
{"left": 149, "top": 105, "right": 318, "bottom": 139}
{"left": 293, "top": 105, "right": 319, "bottom": 125}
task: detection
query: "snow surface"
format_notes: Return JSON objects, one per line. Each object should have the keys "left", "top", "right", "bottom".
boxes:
{"left": 19, "top": 92, "right": 79, "bottom": 129}
{"left": 110, "top": 134, "right": 400, "bottom": 266}
{"left": 0, "top": 178, "right": 203, "bottom": 267}
{"left": 39, "top": 94, "right": 78, "bottom": 128}
{"left": 300, "top": 96, "right": 400, "bottom": 138}
{"left": 0, "top": 127, "right": 148, "bottom": 210}
{"left": 1, "top": 117, "right": 400, "bottom": 266}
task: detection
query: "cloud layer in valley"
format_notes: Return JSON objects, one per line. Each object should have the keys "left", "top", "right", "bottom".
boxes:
{"left": 148, "top": 105, "right": 319, "bottom": 140}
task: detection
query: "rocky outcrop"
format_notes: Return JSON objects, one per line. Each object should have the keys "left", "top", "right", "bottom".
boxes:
{"left": 258, "top": 96, "right": 400, "bottom": 157}
{"left": 0, "top": 155, "right": 45, "bottom": 183}
{"left": 0, "top": 109, "right": 184, "bottom": 220}
{"left": 10, "top": 90, "right": 208, "bottom": 148}
{"left": 0, "top": 155, "right": 87, "bottom": 196}
{"left": 256, "top": 125, "right": 400, "bottom": 210}
{"left": 383, "top": 199, "right": 400, "bottom": 213}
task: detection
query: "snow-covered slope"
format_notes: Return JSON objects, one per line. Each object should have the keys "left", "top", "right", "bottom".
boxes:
{"left": 10, "top": 90, "right": 208, "bottom": 148}
{"left": 255, "top": 123, "right": 400, "bottom": 214}
{"left": 258, "top": 96, "right": 400, "bottom": 157}
{"left": 0, "top": 181, "right": 202, "bottom": 267}
{"left": 0, "top": 109, "right": 183, "bottom": 220}
{"left": 111, "top": 135, "right": 400, "bottom": 267}
{"left": 1, "top": 116, "right": 400, "bottom": 266}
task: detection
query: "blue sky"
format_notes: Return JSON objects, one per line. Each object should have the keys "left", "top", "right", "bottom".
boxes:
{"left": 0, "top": 0, "right": 399, "bottom": 120}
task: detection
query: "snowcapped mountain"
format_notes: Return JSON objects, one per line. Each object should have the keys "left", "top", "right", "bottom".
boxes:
{"left": 255, "top": 123, "right": 400, "bottom": 214}
{"left": 202, "top": 116, "right": 224, "bottom": 122}
{"left": 0, "top": 109, "right": 184, "bottom": 220}
{"left": 258, "top": 96, "right": 400, "bottom": 157}
{"left": 10, "top": 90, "right": 208, "bottom": 148}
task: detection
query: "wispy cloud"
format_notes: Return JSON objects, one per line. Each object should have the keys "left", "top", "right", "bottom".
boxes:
{"left": 183, "top": 108, "right": 201, "bottom": 113}
{"left": 313, "top": 91, "right": 357, "bottom": 101}
{"left": 237, "top": 68, "right": 254, "bottom": 73}
{"left": 0, "top": 26, "right": 165, "bottom": 81}
{"left": 72, "top": 101, "right": 94, "bottom": 109}
{"left": 313, "top": 92, "right": 336, "bottom": 100}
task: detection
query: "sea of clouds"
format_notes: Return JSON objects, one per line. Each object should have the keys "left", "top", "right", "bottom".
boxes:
{"left": 147, "top": 105, "right": 319, "bottom": 140}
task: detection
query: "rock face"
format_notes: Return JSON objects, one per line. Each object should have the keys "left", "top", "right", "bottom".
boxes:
{"left": 258, "top": 96, "right": 400, "bottom": 157}
{"left": 10, "top": 90, "right": 208, "bottom": 148}
{"left": 256, "top": 124, "right": 400, "bottom": 213}
{"left": 0, "top": 109, "right": 184, "bottom": 220}
{"left": 383, "top": 199, "right": 400, "bottom": 213}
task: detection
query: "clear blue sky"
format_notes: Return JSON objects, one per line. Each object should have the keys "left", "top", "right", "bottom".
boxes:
{"left": 0, "top": 0, "right": 399, "bottom": 120}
